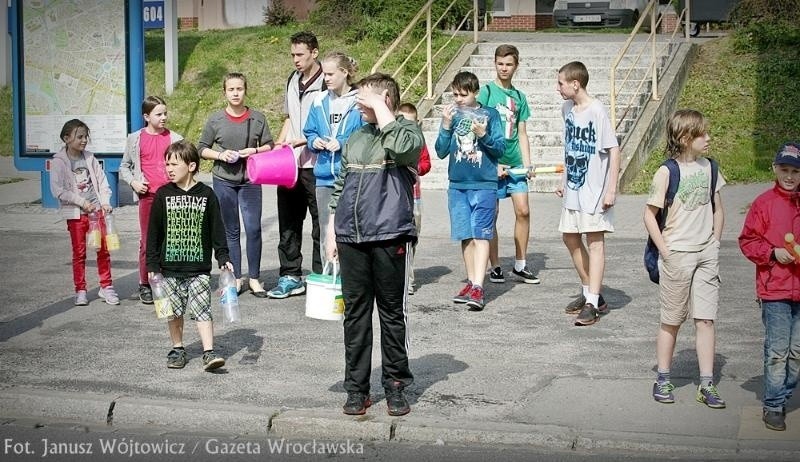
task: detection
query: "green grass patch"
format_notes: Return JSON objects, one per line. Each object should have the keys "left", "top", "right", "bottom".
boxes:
{"left": 624, "top": 33, "right": 800, "bottom": 193}
{"left": 0, "top": 86, "right": 12, "bottom": 156}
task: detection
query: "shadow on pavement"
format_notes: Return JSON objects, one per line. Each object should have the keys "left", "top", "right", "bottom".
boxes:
{"left": 326, "top": 353, "right": 469, "bottom": 406}
{"left": 0, "top": 271, "right": 140, "bottom": 342}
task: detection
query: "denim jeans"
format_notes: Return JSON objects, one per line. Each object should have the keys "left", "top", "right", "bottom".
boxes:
{"left": 212, "top": 177, "right": 263, "bottom": 279}
{"left": 761, "top": 299, "right": 800, "bottom": 412}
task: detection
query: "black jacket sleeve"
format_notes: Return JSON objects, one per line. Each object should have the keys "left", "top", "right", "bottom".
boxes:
{"left": 208, "top": 192, "right": 231, "bottom": 268}
{"left": 146, "top": 190, "right": 166, "bottom": 273}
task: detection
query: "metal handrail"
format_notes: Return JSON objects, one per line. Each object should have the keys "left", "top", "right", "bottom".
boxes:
{"left": 610, "top": 0, "right": 692, "bottom": 129}
{"left": 399, "top": 9, "right": 475, "bottom": 102}
{"left": 610, "top": 0, "right": 659, "bottom": 129}
{"left": 371, "top": 0, "right": 480, "bottom": 103}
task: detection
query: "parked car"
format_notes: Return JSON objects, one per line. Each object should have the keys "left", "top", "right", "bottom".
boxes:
{"left": 553, "top": 0, "right": 657, "bottom": 28}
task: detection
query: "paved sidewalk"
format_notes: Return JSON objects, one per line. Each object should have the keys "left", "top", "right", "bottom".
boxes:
{"left": 0, "top": 159, "right": 797, "bottom": 459}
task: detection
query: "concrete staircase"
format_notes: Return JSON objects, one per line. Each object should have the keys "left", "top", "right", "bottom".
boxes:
{"left": 421, "top": 39, "right": 676, "bottom": 192}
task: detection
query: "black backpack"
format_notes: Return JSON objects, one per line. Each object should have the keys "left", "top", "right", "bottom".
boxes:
{"left": 644, "top": 157, "right": 719, "bottom": 283}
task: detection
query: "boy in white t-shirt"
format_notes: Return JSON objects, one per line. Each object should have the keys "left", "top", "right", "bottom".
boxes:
{"left": 555, "top": 61, "right": 620, "bottom": 326}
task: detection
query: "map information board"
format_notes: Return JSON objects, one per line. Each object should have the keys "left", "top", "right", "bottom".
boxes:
{"left": 23, "top": 0, "right": 127, "bottom": 154}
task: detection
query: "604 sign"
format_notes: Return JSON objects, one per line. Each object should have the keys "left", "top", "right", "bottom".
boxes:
{"left": 143, "top": 0, "right": 164, "bottom": 29}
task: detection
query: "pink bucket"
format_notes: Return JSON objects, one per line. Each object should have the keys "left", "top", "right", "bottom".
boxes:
{"left": 246, "top": 146, "right": 298, "bottom": 187}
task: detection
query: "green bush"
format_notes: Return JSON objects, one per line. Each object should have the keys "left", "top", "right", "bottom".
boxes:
{"left": 731, "top": 20, "right": 800, "bottom": 52}
{"left": 263, "top": 0, "right": 296, "bottom": 26}
{"left": 310, "top": 0, "right": 476, "bottom": 43}
{"left": 730, "top": 0, "right": 800, "bottom": 25}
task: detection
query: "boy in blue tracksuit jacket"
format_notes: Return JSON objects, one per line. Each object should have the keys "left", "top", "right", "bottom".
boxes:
{"left": 435, "top": 71, "right": 505, "bottom": 311}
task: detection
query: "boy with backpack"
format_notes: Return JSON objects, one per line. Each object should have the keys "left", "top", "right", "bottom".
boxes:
{"left": 644, "top": 109, "right": 726, "bottom": 408}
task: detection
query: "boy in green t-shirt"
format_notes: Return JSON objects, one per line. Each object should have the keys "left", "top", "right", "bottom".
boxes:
{"left": 477, "top": 44, "right": 540, "bottom": 286}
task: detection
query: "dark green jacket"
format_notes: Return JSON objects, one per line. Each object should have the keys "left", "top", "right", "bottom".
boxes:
{"left": 330, "top": 116, "right": 423, "bottom": 244}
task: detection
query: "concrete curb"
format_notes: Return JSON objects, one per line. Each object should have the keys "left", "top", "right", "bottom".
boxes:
{"left": 2, "top": 387, "right": 797, "bottom": 459}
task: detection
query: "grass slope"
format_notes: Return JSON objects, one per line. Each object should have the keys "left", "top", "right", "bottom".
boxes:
{"left": 624, "top": 35, "right": 800, "bottom": 193}
{"left": 143, "top": 25, "right": 465, "bottom": 149}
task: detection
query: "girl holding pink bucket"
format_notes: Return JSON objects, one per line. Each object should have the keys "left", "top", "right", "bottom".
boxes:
{"left": 303, "top": 52, "right": 364, "bottom": 264}
{"left": 198, "top": 72, "right": 274, "bottom": 297}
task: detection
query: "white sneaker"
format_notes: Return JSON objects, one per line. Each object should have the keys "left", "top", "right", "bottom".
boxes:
{"left": 75, "top": 290, "right": 88, "bottom": 306}
{"left": 98, "top": 286, "right": 120, "bottom": 305}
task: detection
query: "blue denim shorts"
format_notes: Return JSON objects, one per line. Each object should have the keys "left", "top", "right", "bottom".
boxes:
{"left": 448, "top": 189, "right": 496, "bottom": 241}
{"left": 497, "top": 167, "right": 529, "bottom": 199}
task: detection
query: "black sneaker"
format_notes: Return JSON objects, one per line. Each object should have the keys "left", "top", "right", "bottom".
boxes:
{"left": 385, "top": 382, "right": 410, "bottom": 416}
{"left": 202, "top": 351, "right": 225, "bottom": 371}
{"left": 575, "top": 303, "right": 600, "bottom": 326}
{"left": 343, "top": 392, "right": 372, "bottom": 415}
{"left": 489, "top": 267, "right": 505, "bottom": 283}
{"left": 763, "top": 410, "right": 786, "bottom": 431}
{"left": 596, "top": 294, "right": 609, "bottom": 315}
{"left": 566, "top": 294, "right": 607, "bottom": 314}
{"left": 166, "top": 348, "right": 187, "bottom": 369}
{"left": 511, "top": 267, "right": 541, "bottom": 284}
{"left": 139, "top": 284, "right": 154, "bottom": 305}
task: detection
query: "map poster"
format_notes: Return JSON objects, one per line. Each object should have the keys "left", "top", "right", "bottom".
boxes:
{"left": 22, "top": 0, "right": 127, "bottom": 154}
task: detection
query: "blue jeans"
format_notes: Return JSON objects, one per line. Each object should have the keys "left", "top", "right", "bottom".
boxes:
{"left": 212, "top": 177, "right": 263, "bottom": 279}
{"left": 761, "top": 300, "right": 800, "bottom": 412}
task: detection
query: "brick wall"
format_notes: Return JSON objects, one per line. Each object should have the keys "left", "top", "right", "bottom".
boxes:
{"left": 485, "top": 14, "right": 555, "bottom": 31}
{"left": 659, "top": 10, "right": 679, "bottom": 33}
{"left": 536, "top": 15, "right": 554, "bottom": 29}
{"left": 486, "top": 15, "right": 537, "bottom": 31}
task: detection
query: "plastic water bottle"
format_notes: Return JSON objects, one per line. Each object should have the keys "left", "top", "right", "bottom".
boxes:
{"left": 103, "top": 212, "right": 120, "bottom": 251}
{"left": 149, "top": 273, "right": 173, "bottom": 319}
{"left": 219, "top": 269, "right": 240, "bottom": 323}
{"left": 86, "top": 211, "right": 102, "bottom": 250}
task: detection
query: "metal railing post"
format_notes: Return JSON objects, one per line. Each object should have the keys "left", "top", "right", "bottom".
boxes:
{"left": 427, "top": 7, "right": 433, "bottom": 99}
{"left": 685, "top": 0, "right": 691, "bottom": 39}
{"left": 474, "top": 0, "right": 479, "bottom": 42}
{"left": 651, "top": 4, "right": 658, "bottom": 100}
{"left": 611, "top": 69, "right": 617, "bottom": 127}
{"left": 371, "top": 0, "right": 435, "bottom": 74}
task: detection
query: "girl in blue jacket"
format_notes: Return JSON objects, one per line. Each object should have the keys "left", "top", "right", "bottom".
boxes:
{"left": 304, "top": 52, "right": 364, "bottom": 265}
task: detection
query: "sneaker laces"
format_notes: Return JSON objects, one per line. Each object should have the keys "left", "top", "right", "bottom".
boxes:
{"left": 656, "top": 381, "right": 675, "bottom": 394}
{"left": 701, "top": 383, "right": 721, "bottom": 398}
{"left": 279, "top": 276, "right": 299, "bottom": 291}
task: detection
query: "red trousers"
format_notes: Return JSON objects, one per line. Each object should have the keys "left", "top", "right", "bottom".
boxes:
{"left": 67, "top": 214, "right": 112, "bottom": 292}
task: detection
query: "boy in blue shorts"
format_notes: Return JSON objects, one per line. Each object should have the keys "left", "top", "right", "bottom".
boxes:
{"left": 478, "top": 44, "right": 539, "bottom": 285}
{"left": 436, "top": 71, "right": 505, "bottom": 311}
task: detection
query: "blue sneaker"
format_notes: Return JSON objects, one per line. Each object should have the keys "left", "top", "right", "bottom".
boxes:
{"left": 267, "top": 276, "right": 306, "bottom": 299}
{"left": 696, "top": 382, "right": 726, "bottom": 409}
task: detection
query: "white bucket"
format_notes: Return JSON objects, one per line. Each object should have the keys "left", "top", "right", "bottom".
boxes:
{"left": 305, "top": 262, "right": 344, "bottom": 321}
